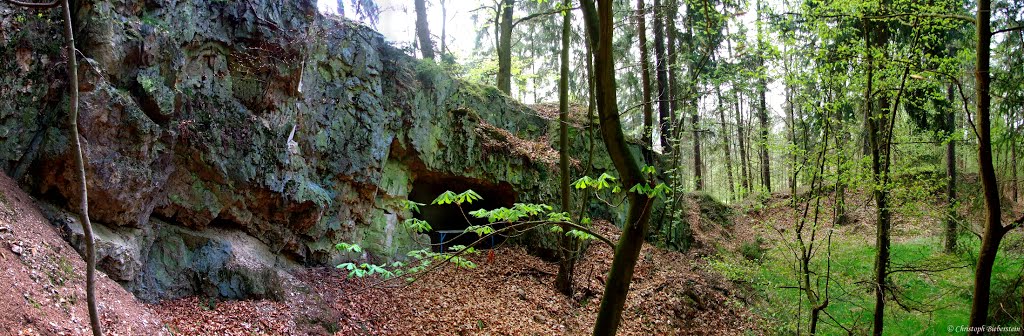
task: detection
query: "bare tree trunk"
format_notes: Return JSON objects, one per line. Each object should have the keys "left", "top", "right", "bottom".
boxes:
{"left": 693, "top": 105, "right": 704, "bottom": 191}
{"left": 717, "top": 86, "right": 735, "bottom": 200}
{"left": 652, "top": 0, "right": 671, "bottom": 153}
{"left": 497, "top": 0, "right": 515, "bottom": 94}
{"left": 414, "top": 0, "right": 435, "bottom": 59}
{"left": 737, "top": 94, "right": 751, "bottom": 194}
{"left": 755, "top": 0, "right": 771, "bottom": 193}
{"left": 440, "top": 0, "right": 447, "bottom": 54}
{"left": 944, "top": 83, "right": 958, "bottom": 253}
{"left": 1012, "top": 139, "right": 1018, "bottom": 202}
{"left": 580, "top": 1, "right": 654, "bottom": 334}
{"left": 666, "top": 0, "right": 679, "bottom": 156}
{"left": 635, "top": 0, "right": 655, "bottom": 163}
{"left": 686, "top": 11, "right": 703, "bottom": 191}
{"left": 555, "top": 2, "right": 574, "bottom": 296}
{"left": 784, "top": 49, "right": 796, "bottom": 195}
{"left": 63, "top": 1, "right": 101, "bottom": 334}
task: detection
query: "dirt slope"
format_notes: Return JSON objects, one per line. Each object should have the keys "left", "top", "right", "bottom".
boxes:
{"left": 0, "top": 174, "right": 165, "bottom": 335}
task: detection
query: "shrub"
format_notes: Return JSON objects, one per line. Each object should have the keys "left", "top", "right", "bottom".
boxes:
{"left": 739, "top": 236, "right": 767, "bottom": 261}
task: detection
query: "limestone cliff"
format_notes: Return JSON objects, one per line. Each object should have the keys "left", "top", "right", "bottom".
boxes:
{"left": 0, "top": 0, "right": 618, "bottom": 301}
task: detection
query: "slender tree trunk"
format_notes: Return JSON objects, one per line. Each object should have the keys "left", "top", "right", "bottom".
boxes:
{"left": 1012, "top": 139, "right": 1018, "bottom": 202}
{"left": 580, "top": 1, "right": 654, "bottom": 334}
{"left": 836, "top": 120, "right": 849, "bottom": 226}
{"left": 717, "top": 86, "right": 736, "bottom": 200}
{"left": 693, "top": 104, "right": 704, "bottom": 191}
{"left": 493, "top": 4, "right": 500, "bottom": 55}
{"left": 755, "top": 0, "right": 771, "bottom": 193}
{"left": 944, "top": 83, "right": 958, "bottom": 253}
{"left": 737, "top": 94, "right": 751, "bottom": 194}
{"left": 784, "top": 50, "right": 797, "bottom": 195}
{"left": 868, "top": 67, "right": 892, "bottom": 336}
{"left": 440, "top": 0, "right": 447, "bottom": 54}
{"left": 497, "top": 0, "right": 515, "bottom": 94}
{"left": 685, "top": 9, "right": 703, "bottom": 191}
{"left": 666, "top": 0, "right": 679, "bottom": 155}
{"left": 59, "top": 0, "right": 102, "bottom": 334}
{"left": 757, "top": 87, "right": 770, "bottom": 192}
{"left": 636, "top": 0, "right": 655, "bottom": 164}
{"left": 745, "top": 103, "right": 755, "bottom": 189}
{"left": 555, "top": 2, "right": 574, "bottom": 296}
{"left": 864, "top": 10, "right": 896, "bottom": 334}
{"left": 414, "top": 0, "right": 435, "bottom": 59}
{"left": 530, "top": 36, "right": 538, "bottom": 103}
{"left": 969, "top": 0, "right": 1012, "bottom": 331}
{"left": 652, "top": 0, "right": 671, "bottom": 153}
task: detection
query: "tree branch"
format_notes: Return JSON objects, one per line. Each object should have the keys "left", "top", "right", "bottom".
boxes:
{"left": 1006, "top": 213, "right": 1024, "bottom": 232}
{"left": 3, "top": 0, "right": 59, "bottom": 8}
{"left": 512, "top": 6, "right": 579, "bottom": 28}
{"left": 993, "top": 25, "right": 1024, "bottom": 35}
{"left": 781, "top": 11, "right": 975, "bottom": 25}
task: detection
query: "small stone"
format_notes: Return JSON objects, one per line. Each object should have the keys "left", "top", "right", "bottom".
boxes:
{"left": 11, "top": 244, "right": 22, "bottom": 255}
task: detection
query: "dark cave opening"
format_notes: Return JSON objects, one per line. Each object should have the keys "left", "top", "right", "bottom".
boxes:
{"left": 408, "top": 175, "right": 517, "bottom": 252}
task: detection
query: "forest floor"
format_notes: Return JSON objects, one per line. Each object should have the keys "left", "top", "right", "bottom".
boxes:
{"left": 16, "top": 167, "right": 1020, "bottom": 335}
{"left": 722, "top": 187, "right": 1024, "bottom": 335}
{"left": 155, "top": 219, "right": 760, "bottom": 335}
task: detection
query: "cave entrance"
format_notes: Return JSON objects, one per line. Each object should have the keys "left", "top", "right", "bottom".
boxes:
{"left": 409, "top": 175, "right": 517, "bottom": 252}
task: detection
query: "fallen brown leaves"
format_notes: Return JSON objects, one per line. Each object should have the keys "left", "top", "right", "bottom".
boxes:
{"left": 156, "top": 298, "right": 295, "bottom": 335}
{"left": 154, "top": 220, "right": 760, "bottom": 335}
{"left": 528, "top": 103, "right": 589, "bottom": 126}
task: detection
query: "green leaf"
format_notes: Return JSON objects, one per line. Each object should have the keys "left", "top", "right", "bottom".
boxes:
{"left": 566, "top": 229, "right": 596, "bottom": 241}
{"left": 596, "top": 173, "right": 617, "bottom": 190}
{"left": 547, "top": 211, "right": 571, "bottom": 222}
{"left": 465, "top": 225, "right": 494, "bottom": 237}
{"left": 334, "top": 242, "right": 363, "bottom": 254}
{"left": 641, "top": 165, "right": 657, "bottom": 175}
{"left": 573, "top": 176, "right": 593, "bottom": 189}
{"left": 651, "top": 183, "right": 671, "bottom": 198}
{"left": 407, "top": 248, "right": 433, "bottom": 260}
{"left": 629, "top": 184, "right": 643, "bottom": 194}
{"left": 401, "top": 200, "right": 426, "bottom": 213}
{"left": 432, "top": 190, "right": 459, "bottom": 205}
{"left": 403, "top": 218, "right": 433, "bottom": 233}
{"left": 456, "top": 190, "right": 484, "bottom": 204}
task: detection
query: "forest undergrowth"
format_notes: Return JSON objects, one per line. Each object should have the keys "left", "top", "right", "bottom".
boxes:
{"left": 710, "top": 188, "right": 1024, "bottom": 335}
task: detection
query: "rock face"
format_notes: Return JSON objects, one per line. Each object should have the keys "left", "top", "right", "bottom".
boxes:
{"left": 0, "top": 1, "right": 617, "bottom": 301}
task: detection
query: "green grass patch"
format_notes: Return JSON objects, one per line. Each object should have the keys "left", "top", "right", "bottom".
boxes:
{"left": 705, "top": 234, "right": 1024, "bottom": 335}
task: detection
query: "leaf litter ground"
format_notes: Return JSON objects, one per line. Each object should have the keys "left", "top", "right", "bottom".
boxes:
{"left": 154, "top": 220, "right": 760, "bottom": 335}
